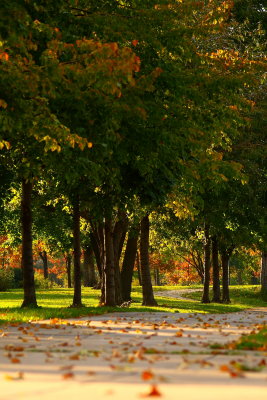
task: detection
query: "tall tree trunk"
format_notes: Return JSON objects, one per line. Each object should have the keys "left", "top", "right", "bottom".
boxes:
{"left": 96, "top": 223, "right": 105, "bottom": 302}
{"left": 71, "top": 196, "right": 82, "bottom": 307}
{"left": 201, "top": 224, "right": 211, "bottom": 303}
{"left": 237, "top": 269, "right": 243, "bottom": 285}
{"left": 21, "top": 179, "right": 38, "bottom": 308}
{"left": 121, "top": 225, "right": 139, "bottom": 302}
{"left": 39, "top": 250, "right": 48, "bottom": 279}
{"left": 195, "top": 250, "right": 204, "bottom": 283}
{"left": 104, "top": 217, "right": 116, "bottom": 306}
{"left": 65, "top": 253, "right": 72, "bottom": 288}
{"left": 260, "top": 251, "right": 267, "bottom": 297}
{"left": 154, "top": 268, "right": 160, "bottom": 286}
{"left": 90, "top": 231, "right": 102, "bottom": 279}
{"left": 221, "top": 250, "right": 231, "bottom": 303}
{"left": 113, "top": 211, "right": 127, "bottom": 305}
{"left": 212, "top": 237, "right": 221, "bottom": 302}
{"left": 113, "top": 211, "right": 128, "bottom": 266}
{"left": 83, "top": 245, "right": 97, "bottom": 287}
{"left": 140, "top": 215, "right": 157, "bottom": 306}
{"left": 136, "top": 250, "right": 142, "bottom": 285}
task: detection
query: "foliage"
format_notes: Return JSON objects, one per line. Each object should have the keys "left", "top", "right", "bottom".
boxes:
{"left": 34, "top": 272, "right": 59, "bottom": 289}
{"left": 150, "top": 253, "right": 201, "bottom": 285}
{"left": 0, "top": 267, "right": 14, "bottom": 291}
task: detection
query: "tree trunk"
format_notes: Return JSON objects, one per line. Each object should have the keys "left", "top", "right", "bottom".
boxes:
{"left": 136, "top": 250, "right": 142, "bottom": 285}
{"left": 260, "top": 251, "right": 267, "bottom": 297}
{"left": 71, "top": 197, "right": 82, "bottom": 307}
{"left": 221, "top": 250, "right": 231, "bottom": 303}
{"left": 154, "top": 268, "right": 160, "bottom": 286}
{"left": 212, "top": 237, "right": 221, "bottom": 302}
{"left": 83, "top": 245, "right": 97, "bottom": 287}
{"left": 113, "top": 211, "right": 128, "bottom": 266}
{"left": 90, "top": 231, "right": 102, "bottom": 279}
{"left": 194, "top": 250, "right": 204, "bottom": 283}
{"left": 113, "top": 211, "right": 128, "bottom": 305}
{"left": 39, "top": 250, "right": 48, "bottom": 279}
{"left": 104, "top": 217, "right": 116, "bottom": 306}
{"left": 140, "top": 215, "right": 157, "bottom": 306}
{"left": 201, "top": 224, "right": 211, "bottom": 303}
{"left": 236, "top": 269, "right": 243, "bottom": 285}
{"left": 121, "top": 225, "right": 139, "bottom": 302}
{"left": 65, "top": 253, "right": 72, "bottom": 288}
{"left": 21, "top": 179, "right": 37, "bottom": 308}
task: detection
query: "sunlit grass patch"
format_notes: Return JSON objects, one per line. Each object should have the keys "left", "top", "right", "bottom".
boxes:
{"left": 0, "top": 285, "right": 266, "bottom": 324}
{"left": 182, "top": 285, "right": 267, "bottom": 308}
{"left": 234, "top": 327, "right": 267, "bottom": 351}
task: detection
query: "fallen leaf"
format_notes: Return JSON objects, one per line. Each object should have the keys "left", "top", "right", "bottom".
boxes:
{"left": 11, "top": 358, "right": 20, "bottom": 364}
{"left": 62, "top": 372, "right": 74, "bottom": 379}
{"left": 87, "top": 371, "right": 95, "bottom": 375}
{"left": 4, "top": 372, "right": 24, "bottom": 381}
{"left": 69, "top": 354, "right": 80, "bottom": 360}
{"left": 141, "top": 370, "right": 154, "bottom": 381}
{"left": 140, "top": 385, "right": 162, "bottom": 397}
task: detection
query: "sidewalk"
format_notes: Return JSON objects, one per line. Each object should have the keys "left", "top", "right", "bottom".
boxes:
{"left": 0, "top": 307, "right": 266, "bottom": 399}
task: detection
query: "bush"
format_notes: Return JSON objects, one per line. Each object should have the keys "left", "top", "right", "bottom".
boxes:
{"left": 34, "top": 273, "right": 59, "bottom": 289}
{"left": 0, "top": 268, "right": 14, "bottom": 291}
{"left": 13, "top": 268, "right": 23, "bottom": 288}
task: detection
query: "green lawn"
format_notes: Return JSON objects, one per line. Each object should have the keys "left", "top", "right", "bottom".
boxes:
{"left": 0, "top": 285, "right": 266, "bottom": 324}
{"left": 182, "top": 285, "right": 267, "bottom": 308}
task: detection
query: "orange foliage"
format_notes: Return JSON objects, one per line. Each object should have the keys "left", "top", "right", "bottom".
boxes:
{"left": 149, "top": 253, "right": 200, "bottom": 285}
{"left": 0, "top": 236, "right": 66, "bottom": 278}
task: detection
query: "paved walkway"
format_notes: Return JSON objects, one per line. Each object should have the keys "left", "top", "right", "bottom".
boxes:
{"left": 155, "top": 288, "right": 202, "bottom": 300}
{"left": 0, "top": 291, "right": 266, "bottom": 399}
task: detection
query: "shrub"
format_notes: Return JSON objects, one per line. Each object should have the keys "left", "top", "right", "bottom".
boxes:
{"left": 0, "top": 268, "right": 14, "bottom": 291}
{"left": 34, "top": 273, "right": 59, "bottom": 289}
{"left": 13, "top": 268, "right": 23, "bottom": 288}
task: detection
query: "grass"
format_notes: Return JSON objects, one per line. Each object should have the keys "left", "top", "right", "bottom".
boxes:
{"left": 234, "top": 327, "right": 267, "bottom": 351}
{"left": 182, "top": 285, "right": 267, "bottom": 308}
{"left": 0, "top": 285, "right": 266, "bottom": 325}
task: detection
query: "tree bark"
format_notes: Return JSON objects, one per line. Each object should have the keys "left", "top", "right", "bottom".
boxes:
{"left": 221, "top": 249, "right": 231, "bottom": 303}
{"left": 39, "top": 250, "right": 48, "bottom": 279}
{"left": 113, "top": 211, "right": 128, "bottom": 266}
{"left": 260, "top": 251, "right": 267, "bottom": 296}
{"left": 140, "top": 215, "right": 157, "bottom": 306}
{"left": 154, "top": 267, "right": 160, "bottom": 286}
{"left": 21, "top": 179, "right": 38, "bottom": 308}
{"left": 65, "top": 253, "right": 72, "bottom": 288}
{"left": 90, "top": 231, "right": 102, "bottom": 279}
{"left": 104, "top": 217, "right": 116, "bottom": 306}
{"left": 113, "top": 211, "right": 127, "bottom": 305}
{"left": 136, "top": 250, "right": 142, "bottom": 285}
{"left": 121, "top": 225, "right": 139, "bottom": 302}
{"left": 83, "top": 245, "right": 97, "bottom": 287}
{"left": 71, "top": 197, "right": 82, "bottom": 307}
{"left": 201, "top": 224, "right": 211, "bottom": 303}
{"left": 212, "top": 237, "right": 221, "bottom": 302}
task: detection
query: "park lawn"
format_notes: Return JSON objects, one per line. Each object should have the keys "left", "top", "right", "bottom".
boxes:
{"left": 0, "top": 285, "right": 266, "bottom": 324}
{"left": 182, "top": 285, "right": 267, "bottom": 308}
